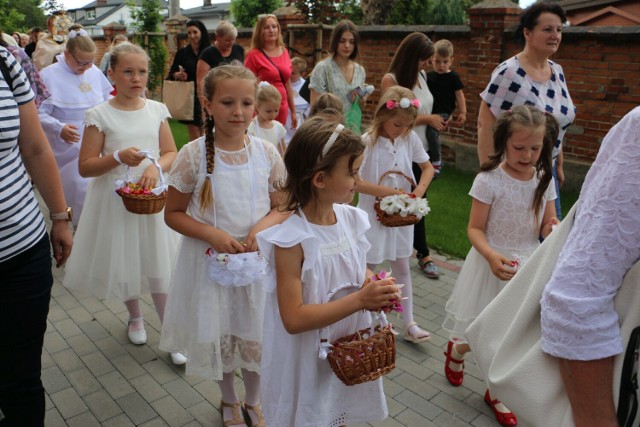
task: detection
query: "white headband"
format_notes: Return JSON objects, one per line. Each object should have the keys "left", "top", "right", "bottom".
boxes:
{"left": 68, "top": 29, "right": 88, "bottom": 39}
{"left": 321, "top": 124, "right": 344, "bottom": 158}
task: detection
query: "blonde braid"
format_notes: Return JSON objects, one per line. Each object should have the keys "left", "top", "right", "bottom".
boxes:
{"left": 198, "top": 112, "right": 215, "bottom": 212}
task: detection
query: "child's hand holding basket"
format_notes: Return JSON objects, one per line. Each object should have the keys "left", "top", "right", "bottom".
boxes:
{"left": 114, "top": 149, "right": 168, "bottom": 214}
{"left": 374, "top": 171, "right": 430, "bottom": 227}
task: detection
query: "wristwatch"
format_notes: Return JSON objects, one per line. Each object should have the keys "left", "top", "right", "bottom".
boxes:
{"left": 50, "top": 207, "right": 72, "bottom": 222}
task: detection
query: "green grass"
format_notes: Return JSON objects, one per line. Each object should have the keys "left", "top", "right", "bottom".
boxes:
{"left": 167, "top": 121, "right": 581, "bottom": 260}
{"left": 425, "top": 165, "right": 580, "bottom": 259}
{"left": 169, "top": 119, "right": 190, "bottom": 150}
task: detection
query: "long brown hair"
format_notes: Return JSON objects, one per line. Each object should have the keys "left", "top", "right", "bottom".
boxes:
{"left": 386, "top": 32, "right": 434, "bottom": 89}
{"left": 250, "top": 14, "right": 284, "bottom": 50}
{"left": 481, "top": 105, "right": 558, "bottom": 219}
{"left": 199, "top": 65, "right": 257, "bottom": 212}
{"left": 279, "top": 116, "right": 364, "bottom": 211}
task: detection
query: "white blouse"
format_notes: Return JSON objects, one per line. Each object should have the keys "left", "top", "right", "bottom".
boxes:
{"left": 541, "top": 106, "right": 640, "bottom": 360}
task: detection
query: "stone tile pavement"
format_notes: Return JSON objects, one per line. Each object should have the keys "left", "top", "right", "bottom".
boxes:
{"left": 43, "top": 254, "right": 505, "bottom": 426}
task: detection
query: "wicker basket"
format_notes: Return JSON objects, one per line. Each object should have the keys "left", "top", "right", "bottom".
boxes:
{"left": 327, "top": 324, "right": 396, "bottom": 386}
{"left": 374, "top": 170, "right": 420, "bottom": 227}
{"left": 115, "top": 151, "right": 167, "bottom": 215}
{"left": 116, "top": 189, "right": 167, "bottom": 214}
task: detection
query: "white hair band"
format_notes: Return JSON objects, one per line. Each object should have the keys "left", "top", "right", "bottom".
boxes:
{"left": 321, "top": 123, "right": 344, "bottom": 158}
{"left": 68, "top": 29, "right": 88, "bottom": 38}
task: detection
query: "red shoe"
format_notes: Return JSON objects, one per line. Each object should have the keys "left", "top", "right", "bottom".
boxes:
{"left": 443, "top": 340, "right": 464, "bottom": 386}
{"left": 484, "top": 389, "right": 518, "bottom": 426}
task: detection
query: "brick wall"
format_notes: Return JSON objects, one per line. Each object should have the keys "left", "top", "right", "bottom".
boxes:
{"left": 99, "top": 5, "right": 639, "bottom": 187}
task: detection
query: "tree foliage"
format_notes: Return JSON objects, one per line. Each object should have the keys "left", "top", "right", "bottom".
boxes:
{"left": 229, "top": 0, "right": 283, "bottom": 28}
{"left": 0, "top": 0, "right": 49, "bottom": 32}
{"left": 40, "top": 0, "right": 64, "bottom": 16}
{"left": 286, "top": 0, "right": 363, "bottom": 25}
{"left": 388, "top": 0, "right": 485, "bottom": 25}
{"left": 128, "top": 0, "right": 167, "bottom": 93}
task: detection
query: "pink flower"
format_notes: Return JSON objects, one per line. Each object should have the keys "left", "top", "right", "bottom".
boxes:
{"left": 373, "top": 269, "right": 403, "bottom": 313}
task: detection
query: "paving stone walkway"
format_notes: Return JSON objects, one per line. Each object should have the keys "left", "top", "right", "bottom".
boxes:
{"left": 43, "top": 252, "right": 504, "bottom": 426}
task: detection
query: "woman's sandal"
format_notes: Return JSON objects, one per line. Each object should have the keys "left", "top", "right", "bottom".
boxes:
{"left": 403, "top": 321, "right": 431, "bottom": 343}
{"left": 243, "top": 402, "right": 266, "bottom": 427}
{"left": 484, "top": 389, "right": 518, "bottom": 426}
{"left": 418, "top": 258, "right": 440, "bottom": 279}
{"left": 444, "top": 340, "right": 465, "bottom": 386}
{"left": 220, "top": 400, "right": 247, "bottom": 427}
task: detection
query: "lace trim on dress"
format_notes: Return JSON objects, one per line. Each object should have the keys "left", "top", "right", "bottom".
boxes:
{"left": 318, "top": 235, "right": 350, "bottom": 256}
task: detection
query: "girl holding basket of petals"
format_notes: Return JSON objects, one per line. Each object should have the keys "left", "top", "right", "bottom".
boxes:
{"left": 160, "top": 65, "right": 288, "bottom": 427}
{"left": 62, "top": 42, "right": 184, "bottom": 365}
{"left": 356, "top": 86, "right": 435, "bottom": 345}
{"left": 257, "top": 115, "right": 402, "bottom": 426}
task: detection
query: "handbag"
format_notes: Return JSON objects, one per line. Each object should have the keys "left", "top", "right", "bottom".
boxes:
{"left": 162, "top": 80, "right": 194, "bottom": 121}
{"left": 466, "top": 202, "right": 640, "bottom": 427}
{"left": 299, "top": 77, "right": 311, "bottom": 103}
{"left": 618, "top": 326, "right": 640, "bottom": 427}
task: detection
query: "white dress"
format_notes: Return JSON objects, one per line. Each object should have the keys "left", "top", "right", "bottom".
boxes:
{"left": 63, "top": 100, "right": 177, "bottom": 301}
{"left": 159, "top": 136, "right": 285, "bottom": 380}
{"left": 257, "top": 204, "right": 387, "bottom": 427}
{"left": 357, "top": 131, "right": 430, "bottom": 264}
{"left": 443, "top": 167, "right": 556, "bottom": 338}
{"left": 38, "top": 55, "right": 112, "bottom": 226}
{"left": 247, "top": 117, "right": 286, "bottom": 153}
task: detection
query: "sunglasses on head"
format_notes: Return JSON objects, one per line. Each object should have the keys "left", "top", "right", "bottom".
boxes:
{"left": 258, "top": 14, "right": 276, "bottom": 20}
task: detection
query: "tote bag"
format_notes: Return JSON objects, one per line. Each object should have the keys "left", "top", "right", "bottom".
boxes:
{"left": 466, "top": 202, "right": 640, "bottom": 427}
{"left": 162, "top": 80, "right": 194, "bottom": 121}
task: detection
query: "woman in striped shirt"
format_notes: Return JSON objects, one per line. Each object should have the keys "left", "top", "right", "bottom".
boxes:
{"left": 0, "top": 46, "right": 72, "bottom": 425}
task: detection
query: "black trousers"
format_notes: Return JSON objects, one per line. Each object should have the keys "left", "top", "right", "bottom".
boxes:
{"left": 0, "top": 235, "right": 52, "bottom": 427}
{"left": 412, "top": 162, "right": 430, "bottom": 259}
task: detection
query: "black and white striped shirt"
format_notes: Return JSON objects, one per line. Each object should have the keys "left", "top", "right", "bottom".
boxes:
{"left": 0, "top": 47, "right": 46, "bottom": 262}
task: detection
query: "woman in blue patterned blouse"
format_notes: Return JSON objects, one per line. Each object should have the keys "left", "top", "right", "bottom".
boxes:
{"left": 477, "top": 1, "right": 576, "bottom": 218}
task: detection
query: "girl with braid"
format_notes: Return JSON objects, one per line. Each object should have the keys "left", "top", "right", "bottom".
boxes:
{"left": 160, "top": 65, "right": 287, "bottom": 427}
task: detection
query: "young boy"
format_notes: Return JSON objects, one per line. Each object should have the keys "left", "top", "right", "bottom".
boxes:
{"left": 426, "top": 39, "right": 466, "bottom": 177}
{"left": 285, "top": 57, "right": 310, "bottom": 143}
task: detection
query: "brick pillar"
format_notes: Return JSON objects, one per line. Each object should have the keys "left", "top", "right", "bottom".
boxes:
{"left": 102, "top": 22, "right": 127, "bottom": 44}
{"left": 467, "top": 0, "right": 521, "bottom": 117}
{"left": 164, "top": 14, "right": 189, "bottom": 55}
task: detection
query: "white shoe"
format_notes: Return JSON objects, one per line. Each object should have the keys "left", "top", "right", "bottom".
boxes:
{"left": 171, "top": 352, "right": 187, "bottom": 365}
{"left": 127, "top": 317, "right": 147, "bottom": 345}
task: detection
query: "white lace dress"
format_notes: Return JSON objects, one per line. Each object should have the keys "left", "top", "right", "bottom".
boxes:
{"left": 256, "top": 204, "right": 387, "bottom": 427}
{"left": 443, "top": 167, "right": 556, "bottom": 338}
{"left": 63, "top": 100, "right": 177, "bottom": 301}
{"left": 159, "top": 136, "right": 285, "bottom": 380}
{"left": 357, "top": 131, "right": 429, "bottom": 264}
{"left": 541, "top": 106, "right": 640, "bottom": 361}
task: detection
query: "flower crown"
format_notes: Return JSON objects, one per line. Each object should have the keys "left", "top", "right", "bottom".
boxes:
{"left": 258, "top": 81, "right": 271, "bottom": 88}
{"left": 386, "top": 98, "right": 420, "bottom": 110}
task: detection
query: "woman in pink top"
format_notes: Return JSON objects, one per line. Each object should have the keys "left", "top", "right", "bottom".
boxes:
{"left": 245, "top": 14, "right": 297, "bottom": 128}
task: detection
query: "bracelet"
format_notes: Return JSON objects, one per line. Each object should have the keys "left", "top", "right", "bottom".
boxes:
{"left": 113, "top": 150, "right": 123, "bottom": 164}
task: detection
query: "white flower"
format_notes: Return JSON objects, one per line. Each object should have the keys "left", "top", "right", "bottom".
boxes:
{"left": 379, "top": 194, "right": 430, "bottom": 218}
{"left": 399, "top": 98, "right": 411, "bottom": 109}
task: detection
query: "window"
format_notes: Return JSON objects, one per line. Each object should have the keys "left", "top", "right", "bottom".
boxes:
{"left": 86, "top": 9, "right": 96, "bottom": 20}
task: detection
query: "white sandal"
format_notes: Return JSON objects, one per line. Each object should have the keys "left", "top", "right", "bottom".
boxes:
{"left": 403, "top": 321, "right": 431, "bottom": 343}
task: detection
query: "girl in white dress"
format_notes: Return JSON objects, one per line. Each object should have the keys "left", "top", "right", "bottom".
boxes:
{"left": 62, "top": 43, "right": 185, "bottom": 365}
{"left": 247, "top": 81, "right": 287, "bottom": 156}
{"left": 357, "top": 86, "right": 435, "bottom": 344}
{"left": 160, "top": 65, "right": 287, "bottom": 427}
{"left": 442, "top": 105, "right": 559, "bottom": 427}
{"left": 38, "top": 26, "right": 112, "bottom": 227}
{"left": 257, "top": 116, "right": 402, "bottom": 426}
